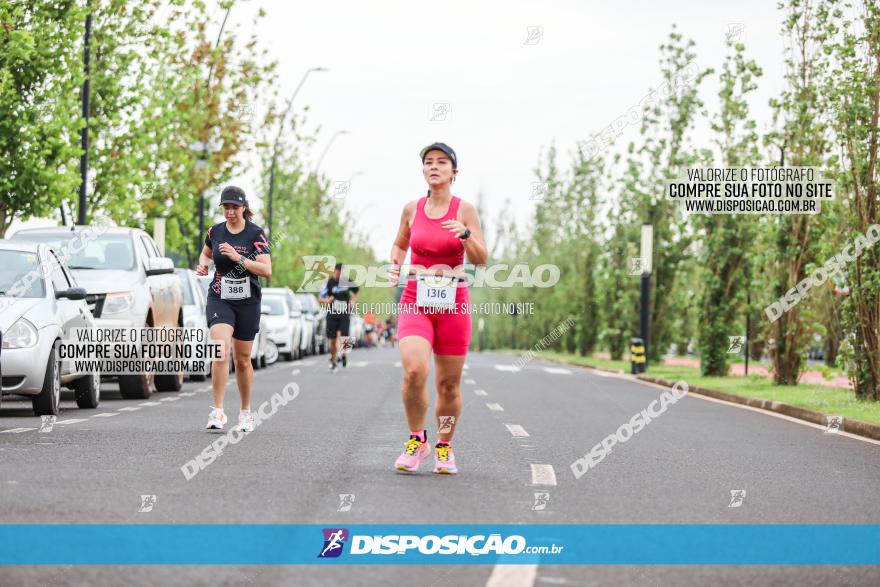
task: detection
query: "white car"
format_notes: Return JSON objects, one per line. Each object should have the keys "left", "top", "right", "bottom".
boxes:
{"left": 0, "top": 242, "right": 101, "bottom": 415}
{"left": 263, "top": 288, "right": 304, "bottom": 361}
{"left": 11, "top": 226, "right": 185, "bottom": 399}
{"left": 175, "top": 268, "right": 212, "bottom": 381}
{"left": 349, "top": 314, "right": 365, "bottom": 348}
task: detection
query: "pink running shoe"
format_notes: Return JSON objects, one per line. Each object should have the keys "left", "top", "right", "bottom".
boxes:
{"left": 433, "top": 443, "right": 458, "bottom": 475}
{"left": 395, "top": 435, "right": 430, "bottom": 473}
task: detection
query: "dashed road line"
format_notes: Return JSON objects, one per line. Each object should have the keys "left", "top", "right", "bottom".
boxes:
{"left": 91, "top": 412, "right": 119, "bottom": 418}
{"left": 159, "top": 397, "right": 181, "bottom": 402}
{"left": 474, "top": 389, "right": 488, "bottom": 396}
{"left": 54, "top": 419, "right": 88, "bottom": 425}
{"left": 464, "top": 378, "right": 476, "bottom": 384}
{"left": 530, "top": 464, "right": 557, "bottom": 486}
{"left": 486, "top": 564, "right": 537, "bottom": 587}
{"left": 117, "top": 407, "right": 140, "bottom": 412}
{"left": 494, "top": 365, "right": 521, "bottom": 372}
{"left": 179, "top": 392, "right": 196, "bottom": 397}
{"left": 139, "top": 402, "right": 161, "bottom": 407}
{"left": 505, "top": 424, "right": 530, "bottom": 438}
{"left": 486, "top": 403, "right": 504, "bottom": 412}
{"left": 543, "top": 367, "right": 571, "bottom": 375}
{"left": 0, "top": 428, "right": 36, "bottom": 434}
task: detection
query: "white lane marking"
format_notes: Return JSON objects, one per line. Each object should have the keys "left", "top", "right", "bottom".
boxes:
{"left": 543, "top": 367, "right": 571, "bottom": 375}
{"left": 474, "top": 389, "right": 488, "bottom": 396}
{"left": 394, "top": 361, "right": 402, "bottom": 367}
{"left": 589, "top": 369, "right": 624, "bottom": 377}
{"left": 495, "top": 365, "right": 521, "bottom": 372}
{"left": 117, "top": 407, "right": 141, "bottom": 412}
{"left": 350, "top": 361, "right": 368, "bottom": 367}
{"left": 55, "top": 418, "right": 87, "bottom": 425}
{"left": 159, "top": 397, "right": 181, "bottom": 402}
{"left": 0, "top": 427, "right": 36, "bottom": 434}
{"left": 530, "top": 464, "right": 557, "bottom": 486}
{"left": 299, "top": 360, "right": 316, "bottom": 367}
{"left": 290, "top": 369, "right": 300, "bottom": 376}
{"left": 91, "top": 412, "right": 119, "bottom": 418}
{"left": 464, "top": 378, "right": 476, "bottom": 384}
{"left": 179, "top": 392, "right": 196, "bottom": 397}
{"left": 505, "top": 424, "right": 530, "bottom": 437}
{"left": 486, "top": 403, "right": 504, "bottom": 412}
{"left": 486, "top": 564, "right": 537, "bottom": 587}
{"left": 139, "top": 402, "right": 161, "bottom": 406}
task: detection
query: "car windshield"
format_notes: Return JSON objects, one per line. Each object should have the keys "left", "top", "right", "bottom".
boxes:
{"left": 297, "top": 295, "right": 313, "bottom": 312}
{"left": 0, "top": 250, "right": 46, "bottom": 298}
{"left": 176, "top": 272, "right": 194, "bottom": 305}
{"left": 263, "top": 297, "right": 287, "bottom": 315}
{"left": 14, "top": 233, "right": 135, "bottom": 271}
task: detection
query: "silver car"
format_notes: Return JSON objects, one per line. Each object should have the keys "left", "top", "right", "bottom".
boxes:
{"left": 263, "top": 287, "right": 305, "bottom": 361}
{"left": 0, "top": 242, "right": 101, "bottom": 415}
{"left": 175, "top": 268, "right": 212, "bottom": 381}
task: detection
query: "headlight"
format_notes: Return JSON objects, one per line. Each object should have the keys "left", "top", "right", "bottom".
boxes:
{"left": 103, "top": 291, "right": 135, "bottom": 315}
{"left": 2, "top": 318, "right": 38, "bottom": 349}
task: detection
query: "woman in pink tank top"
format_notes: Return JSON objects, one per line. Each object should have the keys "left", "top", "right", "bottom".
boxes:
{"left": 388, "top": 143, "right": 487, "bottom": 475}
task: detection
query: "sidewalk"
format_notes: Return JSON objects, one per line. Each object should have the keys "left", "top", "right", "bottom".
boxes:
{"left": 594, "top": 352, "right": 853, "bottom": 390}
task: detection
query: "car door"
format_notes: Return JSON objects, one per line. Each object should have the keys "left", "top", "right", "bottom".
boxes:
{"left": 48, "top": 250, "right": 91, "bottom": 376}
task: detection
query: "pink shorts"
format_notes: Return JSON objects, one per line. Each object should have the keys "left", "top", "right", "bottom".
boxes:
{"left": 397, "top": 282, "right": 472, "bottom": 355}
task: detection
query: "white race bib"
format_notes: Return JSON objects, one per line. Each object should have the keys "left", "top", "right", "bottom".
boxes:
{"left": 221, "top": 276, "right": 251, "bottom": 300}
{"left": 416, "top": 275, "right": 456, "bottom": 309}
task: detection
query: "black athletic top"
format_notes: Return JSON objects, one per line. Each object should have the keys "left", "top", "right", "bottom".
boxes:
{"left": 205, "top": 220, "right": 271, "bottom": 306}
{"left": 321, "top": 277, "right": 359, "bottom": 315}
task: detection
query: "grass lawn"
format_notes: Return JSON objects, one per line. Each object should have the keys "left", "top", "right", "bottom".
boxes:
{"left": 498, "top": 349, "right": 880, "bottom": 426}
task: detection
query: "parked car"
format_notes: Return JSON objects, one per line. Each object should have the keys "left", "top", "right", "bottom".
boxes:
{"left": 11, "top": 226, "right": 184, "bottom": 399}
{"left": 295, "top": 293, "right": 317, "bottom": 356}
{"left": 262, "top": 292, "right": 303, "bottom": 361}
{"left": 198, "top": 273, "right": 267, "bottom": 369}
{"left": 263, "top": 287, "right": 306, "bottom": 360}
{"left": 296, "top": 293, "right": 328, "bottom": 355}
{"left": 175, "top": 268, "right": 211, "bottom": 381}
{"left": 0, "top": 242, "right": 101, "bottom": 415}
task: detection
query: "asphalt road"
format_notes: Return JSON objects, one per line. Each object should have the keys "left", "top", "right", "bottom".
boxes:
{"left": 1, "top": 348, "right": 879, "bottom": 586}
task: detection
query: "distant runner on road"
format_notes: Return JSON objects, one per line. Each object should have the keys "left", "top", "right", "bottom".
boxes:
{"left": 319, "top": 263, "right": 360, "bottom": 372}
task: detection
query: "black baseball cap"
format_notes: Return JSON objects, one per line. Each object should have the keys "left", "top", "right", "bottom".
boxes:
{"left": 420, "top": 142, "right": 458, "bottom": 169}
{"left": 219, "top": 185, "right": 247, "bottom": 206}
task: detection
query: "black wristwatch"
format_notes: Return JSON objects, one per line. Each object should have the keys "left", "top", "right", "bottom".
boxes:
{"left": 458, "top": 228, "right": 471, "bottom": 241}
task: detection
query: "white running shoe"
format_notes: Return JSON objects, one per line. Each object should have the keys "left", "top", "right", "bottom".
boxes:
{"left": 238, "top": 410, "right": 255, "bottom": 432}
{"left": 206, "top": 407, "right": 227, "bottom": 430}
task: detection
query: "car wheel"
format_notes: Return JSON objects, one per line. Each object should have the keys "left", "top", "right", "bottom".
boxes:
{"left": 119, "top": 373, "right": 154, "bottom": 399}
{"left": 155, "top": 370, "right": 184, "bottom": 392}
{"left": 33, "top": 346, "right": 61, "bottom": 416}
{"left": 266, "top": 340, "right": 279, "bottom": 365}
{"left": 74, "top": 371, "right": 100, "bottom": 409}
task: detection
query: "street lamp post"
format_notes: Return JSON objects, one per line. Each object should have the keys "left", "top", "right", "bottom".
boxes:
{"left": 77, "top": 0, "right": 93, "bottom": 225}
{"left": 267, "top": 67, "right": 328, "bottom": 247}
{"left": 640, "top": 223, "right": 653, "bottom": 371}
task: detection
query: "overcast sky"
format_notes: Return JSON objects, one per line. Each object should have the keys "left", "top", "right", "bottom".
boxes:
{"left": 11, "top": 1, "right": 790, "bottom": 259}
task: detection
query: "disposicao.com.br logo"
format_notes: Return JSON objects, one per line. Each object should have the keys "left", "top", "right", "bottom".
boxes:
{"left": 317, "top": 528, "right": 563, "bottom": 558}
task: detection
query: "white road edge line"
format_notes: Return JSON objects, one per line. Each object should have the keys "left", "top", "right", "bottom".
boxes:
{"left": 530, "top": 464, "right": 557, "bottom": 486}
{"left": 505, "top": 424, "right": 530, "bottom": 438}
{"left": 486, "top": 564, "right": 537, "bottom": 587}
{"left": 632, "top": 377, "right": 880, "bottom": 446}
{"left": 91, "top": 412, "right": 119, "bottom": 418}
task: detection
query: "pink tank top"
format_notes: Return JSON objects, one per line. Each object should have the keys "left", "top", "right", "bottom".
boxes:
{"left": 409, "top": 196, "right": 465, "bottom": 271}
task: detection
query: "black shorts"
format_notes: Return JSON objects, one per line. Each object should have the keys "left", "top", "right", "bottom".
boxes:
{"left": 206, "top": 297, "right": 261, "bottom": 341}
{"left": 326, "top": 314, "right": 350, "bottom": 337}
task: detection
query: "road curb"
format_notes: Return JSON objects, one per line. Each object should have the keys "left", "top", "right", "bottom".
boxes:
{"left": 636, "top": 375, "right": 880, "bottom": 442}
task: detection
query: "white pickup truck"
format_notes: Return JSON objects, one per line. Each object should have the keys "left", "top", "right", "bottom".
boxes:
{"left": 11, "top": 226, "right": 185, "bottom": 399}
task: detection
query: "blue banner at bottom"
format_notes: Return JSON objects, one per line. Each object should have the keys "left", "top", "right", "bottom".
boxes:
{"left": 1, "top": 524, "right": 878, "bottom": 565}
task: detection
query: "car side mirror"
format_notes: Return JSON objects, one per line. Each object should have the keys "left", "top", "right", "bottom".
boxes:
{"left": 57, "top": 287, "right": 88, "bottom": 301}
{"left": 261, "top": 304, "right": 271, "bottom": 315}
{"left": 145, "top": 257, "right": 175, "bottom": 276}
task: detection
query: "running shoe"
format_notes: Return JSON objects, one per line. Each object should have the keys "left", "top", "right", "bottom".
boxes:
{"left": 205, "top": 407, "right": 227, "bottom": 430}
{"left": 433, "top": 443, "right": 458, "bottom": 475}
{"left": 331, "top": 363, "right": 338, "bottom": 373}
{"left": 394, "top": 435, "right": 430, "bottom": 472}
{"left": 341, "top": 354, "right": 347, "bottom": 368}
{"left": 238, "top": 410, "right": 255, "bottom": 432}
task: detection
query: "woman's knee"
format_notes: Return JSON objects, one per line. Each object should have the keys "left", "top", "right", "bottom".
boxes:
{"left": 436, "top": 377, "right": 460, "bottom": 399}
{"left": 233, "top": 353, "right": 252, "bottom": 370}
{"left": 402, "top": 363, "right": 429, "bottom": 387}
